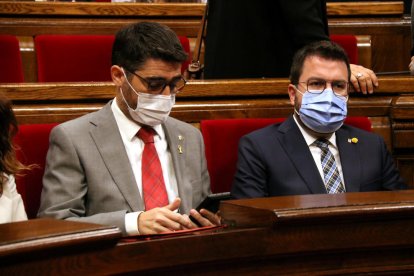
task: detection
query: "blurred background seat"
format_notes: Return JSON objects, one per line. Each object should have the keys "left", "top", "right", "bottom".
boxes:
{"left": 0, "top": 35, "right": 25, "bottom": 83}
{"left": 34, "top": 34, "right": 191, "bottom": 82}
{"left": 34, "top": 35, "right": 115, "bottom": 82}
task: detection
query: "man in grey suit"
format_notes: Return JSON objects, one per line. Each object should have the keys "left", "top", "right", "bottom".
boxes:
{"left": 38, "top": 22, "right": 218, "bottom": 236}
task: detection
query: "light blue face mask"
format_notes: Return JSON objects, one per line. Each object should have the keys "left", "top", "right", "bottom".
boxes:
{"left": 295, "top": 88, "right": 347, "bottom": 133}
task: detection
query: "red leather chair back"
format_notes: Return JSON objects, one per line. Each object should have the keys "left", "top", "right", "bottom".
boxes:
{"left": 35, "top": 35, "right": 115, "bottom": 82}
{"left": 0, "top": 35, "right": 24, "bottom": 83}
{"left": 201, "top": 118, "right": 285, "bottom": 193}
{"left": 35, "top": 34, "right": 191, "bottom": 82}
{"left": 201, "top": 117, "right": 371, "bottom": 193}
{"left": 178, "top": 36, "right": 191, "bottom": 74}
{"left": 330, "top": 34, "right": 359, "bottom": 64}
{"left": 13, "top": 123, "right": 59, "bottom": 218}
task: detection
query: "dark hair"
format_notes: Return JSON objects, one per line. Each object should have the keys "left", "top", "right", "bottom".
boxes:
{"left": 0, "top": 95, "right": 29, "bottom": 193}
{"left": 111, "top": 22, "right": 188, "bottom": 72}
{"left": 289, "top": 40, "right": 351, "bottom": 85}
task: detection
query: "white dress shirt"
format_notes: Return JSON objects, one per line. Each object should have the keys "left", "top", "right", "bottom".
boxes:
{"left": 111, "top": 99, "right": 178, "bottom": 235}
{"left": 0, "top": 174, "right": 28, "bottom": 224}
{"left": 293, "top": 116, "right": 345, "bottom": 188}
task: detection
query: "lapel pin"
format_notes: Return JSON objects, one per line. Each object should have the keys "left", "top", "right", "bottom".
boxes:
{"left": 178, "top": 145, "right": 183, "bottom": 154}
{"left": 178, "top": 135, "right": 184, "bottom": 141}
{"left": 347, "top": 137, "right": 359, "bottom": 144}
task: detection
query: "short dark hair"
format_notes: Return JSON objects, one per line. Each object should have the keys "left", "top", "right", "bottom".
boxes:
{"left": 289, "top": 40, "right": 351, "bottom": 85}
{"left": 111, "top": 22, "right": 188, "bottom": 72}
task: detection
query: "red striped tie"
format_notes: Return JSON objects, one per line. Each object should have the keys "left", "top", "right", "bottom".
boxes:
{"left": 137, "top": 127, "right": 169, "bottom": 210}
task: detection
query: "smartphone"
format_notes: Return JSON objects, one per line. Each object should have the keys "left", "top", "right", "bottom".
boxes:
{"left": 190, "top": 192, "right": 232, "bottom": 226}
{"left": 195, "top": 192, "right": 232, "bottom": 213}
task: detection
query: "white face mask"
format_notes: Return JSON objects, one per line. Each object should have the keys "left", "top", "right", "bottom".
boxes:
{"left": 120, "top": 70, "right": 175, "bottom": 126}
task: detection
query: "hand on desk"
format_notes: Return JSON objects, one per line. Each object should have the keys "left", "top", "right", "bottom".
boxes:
{"left": 137, "top": 198, "right": 195, "bottom": 235}
{"left": 350, "top": 64, "right": 378, "bottom": 94}
{"left": 189, "top": 208, "right": 222, "bottom": 227}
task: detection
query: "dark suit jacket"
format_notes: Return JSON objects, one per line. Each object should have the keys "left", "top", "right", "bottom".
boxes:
{"left": 204, "top": 0, "right": 329, "bottom": 79}
{"left": 231, "top": 116, "right": 406, "bottom": 198}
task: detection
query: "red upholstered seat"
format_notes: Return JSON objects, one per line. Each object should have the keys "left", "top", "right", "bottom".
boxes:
{"left": 0, "top": 35, "right": 24, "bottom": 83}
{"left": 201, "top": 118, "right": 285, "bottom": 193}
{"left": 201, "top": 117, "right": 371, "bottom": 194}
{"left": 330, "top": 34, "right": 359, "bottom": 64}
{"left": 343, "top": 116, "right": 371, "bottom": 132}
{"left": 35, "top": 34, "right": 191, "bottom": 82}
{"left": 35, "top": 35, "right": 115, "bottom": 82}
{"left": 13, "top": 123, "right": 59, "bottom": 218}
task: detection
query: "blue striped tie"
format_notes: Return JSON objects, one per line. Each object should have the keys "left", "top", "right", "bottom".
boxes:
{"left": 314, "top": 139, "right": 346, "bottom": 194}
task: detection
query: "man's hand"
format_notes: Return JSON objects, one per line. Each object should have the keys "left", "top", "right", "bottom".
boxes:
{"left": 189, "top": 208, "right": 221, "bottom": 227}
{"left": 137, "top": 197, "right": 195, "bottom": 235}
{"left": 409, "top": 56, "right": 414, "bottom": 75}
{"left": 349, "top": 64, "right": 378, "bottom": 94}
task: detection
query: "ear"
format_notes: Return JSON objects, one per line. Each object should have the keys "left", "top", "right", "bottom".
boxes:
{"left": 111, "top": 65, "right": 125, "bottom": 86}
{"left": 287, "top": 84, "right": 297, "bottom": 106}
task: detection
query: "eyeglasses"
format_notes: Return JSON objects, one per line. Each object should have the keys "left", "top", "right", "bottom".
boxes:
{"left": 128, "top": 70, "right": 187, "bottom": 95}
{"left": 297, "top": 78, "right": 349, "bottom": 101}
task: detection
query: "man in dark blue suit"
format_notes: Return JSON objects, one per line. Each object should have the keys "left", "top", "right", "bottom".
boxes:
{"left": 231, "top": 41, "right": 406, "bottom": 199}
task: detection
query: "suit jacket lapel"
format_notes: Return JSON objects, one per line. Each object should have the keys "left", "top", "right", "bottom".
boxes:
{"left": 336, "top": 128, "right": 362, "bottom": 192}
{"left": 278, "top": 116, "right": 327, "bottom": 194}
{"left": 89, "top": 103, "right": 143, "bottom": 211}
{"left": 163, "top": 119, "right": 192, "bottom": 214}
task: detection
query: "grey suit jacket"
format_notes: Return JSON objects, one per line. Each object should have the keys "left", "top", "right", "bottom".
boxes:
{"left": 38, "top": 102, "right": 211, "bottom": 234}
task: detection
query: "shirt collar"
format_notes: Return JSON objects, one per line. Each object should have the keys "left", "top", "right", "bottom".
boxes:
{"left": 293, "top": 115, "right": 337, "bottom": 148}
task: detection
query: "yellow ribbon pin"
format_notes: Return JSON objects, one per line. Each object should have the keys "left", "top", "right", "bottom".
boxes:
{"left": 348, "top": 137, "right": 358, "bottom": 144}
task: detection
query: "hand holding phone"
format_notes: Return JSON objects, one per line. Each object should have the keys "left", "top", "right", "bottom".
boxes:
{"left": 190, "top": 192, "right": 232, "bottom": 226}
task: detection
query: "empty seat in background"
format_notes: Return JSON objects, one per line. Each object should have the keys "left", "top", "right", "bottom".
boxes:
{"left": 34, "top": 35, "right": 115, "bottom": 82}
{"left": 0, "top": 35, "right": 25, "bottom": 83}
{"left": 330, "top": 34, "right": 359, "bottom": 64}
{"left": 34, "top": 34, "right": 192, "bottom": 82}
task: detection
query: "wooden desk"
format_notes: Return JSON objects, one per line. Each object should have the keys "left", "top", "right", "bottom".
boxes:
{"left": 0, "top": 218, "right": 121, "bottom": 268}
{"left": 1, "top": 191, "right": 414, "bottom": 275}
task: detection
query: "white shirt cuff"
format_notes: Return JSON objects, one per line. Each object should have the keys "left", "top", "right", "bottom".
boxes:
{"left": 125, "top": 211, "right": 143, "bottom": 236}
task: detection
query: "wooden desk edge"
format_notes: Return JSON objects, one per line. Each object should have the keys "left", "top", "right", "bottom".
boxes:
{"left": 0, "top": 218, "right": 122, "bottom": 258}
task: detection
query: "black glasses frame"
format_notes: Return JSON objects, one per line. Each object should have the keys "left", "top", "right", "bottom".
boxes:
{"left": 127, "top": 70, "right": 186, "bottom": 95}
